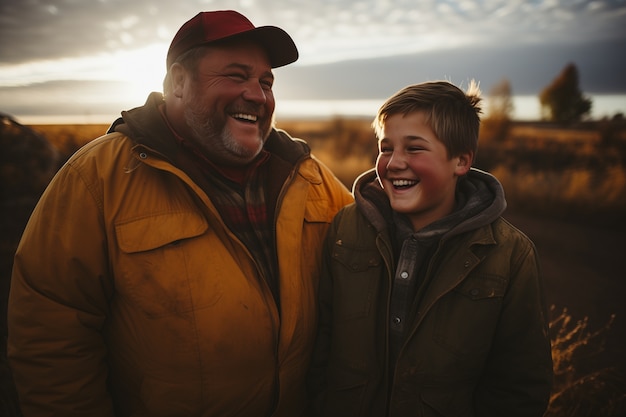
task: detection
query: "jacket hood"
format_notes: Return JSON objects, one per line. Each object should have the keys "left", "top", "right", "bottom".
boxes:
{"left": 353, "top": 167, "right": 507, "bottom": 239}
{"left": 107, "top": 92, "right": 311, "bottom": 167}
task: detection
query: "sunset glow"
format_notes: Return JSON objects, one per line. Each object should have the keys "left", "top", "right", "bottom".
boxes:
{"left": 1, "top": 0, "right": 624, "bottom": 123}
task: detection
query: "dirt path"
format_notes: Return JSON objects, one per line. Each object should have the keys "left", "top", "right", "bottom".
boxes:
{"left": 503, "top": 209, "right": 626, "bottom": 376}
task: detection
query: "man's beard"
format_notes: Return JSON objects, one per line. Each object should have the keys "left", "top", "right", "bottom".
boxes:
{"left": 183, "top": 96, "right": 271, "bottom": 165}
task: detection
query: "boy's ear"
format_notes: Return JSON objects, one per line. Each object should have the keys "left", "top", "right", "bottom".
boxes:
{"left": 454, "top": 151, "right": 473, "bottom": 176}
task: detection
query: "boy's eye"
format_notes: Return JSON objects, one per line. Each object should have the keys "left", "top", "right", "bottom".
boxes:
{"left": 379, "top": 146, "right": 393, "bottom": 153}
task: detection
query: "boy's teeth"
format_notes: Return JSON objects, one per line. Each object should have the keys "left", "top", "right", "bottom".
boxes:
{"left": 233, "top": 113, "right": 257, "bottom": 122}
{"left": 393, "top": 179, "right": 417, "bottom": 187}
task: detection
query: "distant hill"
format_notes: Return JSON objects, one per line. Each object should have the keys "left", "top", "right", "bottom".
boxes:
{"left": 275, "top": 38, "right": 626, "bottom": 99}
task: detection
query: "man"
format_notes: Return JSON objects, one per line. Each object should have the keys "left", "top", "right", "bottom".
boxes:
{"left": 8, "top": 10, "right": 352, "bottom": 417}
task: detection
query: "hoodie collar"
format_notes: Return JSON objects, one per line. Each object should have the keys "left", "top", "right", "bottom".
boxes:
{"left": 354, "top": 167, "right": 507, "bottom": 240}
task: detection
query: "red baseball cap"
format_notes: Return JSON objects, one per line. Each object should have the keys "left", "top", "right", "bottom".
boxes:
{"left": 166, "top": 10, "right": 299, "bottom": 69}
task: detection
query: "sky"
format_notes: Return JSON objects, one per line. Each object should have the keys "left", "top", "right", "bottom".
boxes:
{"left": 1, "top": 0, "right": 626, "bottom": 123}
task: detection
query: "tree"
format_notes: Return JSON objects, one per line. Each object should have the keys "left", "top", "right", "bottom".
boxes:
{"left": 487, "top": 78, "right": 514, "bottom": 121}
{"left": 539, "top": 63, "right": 592, "bottom": 123}
{"left": 479, "top": 78, "right": 514, "bottom": 145}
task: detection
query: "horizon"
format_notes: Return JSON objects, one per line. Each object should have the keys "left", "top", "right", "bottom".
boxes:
{"left": 1, "top": 1, "right": 625, "bottom": 123}
{"left": 7, "top": 93, "right": 626, "bottom": 126}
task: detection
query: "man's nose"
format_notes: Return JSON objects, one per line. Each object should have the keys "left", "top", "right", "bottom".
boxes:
{"left": 242, "top": 80, "right": 267, "bottom": 104}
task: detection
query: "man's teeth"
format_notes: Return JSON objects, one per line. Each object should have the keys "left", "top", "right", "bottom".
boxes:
{"left": 233, "top": 113, "right": 257, "bottom": 122}
{"left": 392, "top": 179, "right": 418, "bottom": 187}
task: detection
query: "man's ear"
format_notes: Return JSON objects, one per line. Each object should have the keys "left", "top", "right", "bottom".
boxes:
{"left": 168, "top": 63, "right": 187, "bottom": 98}
{"left": 454, "top": 151, "right": 474, "bottom": 176}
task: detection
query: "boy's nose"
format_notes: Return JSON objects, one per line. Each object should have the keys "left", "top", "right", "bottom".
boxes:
{"left": 387, "top": 152, "right": 408, "bottom": 170}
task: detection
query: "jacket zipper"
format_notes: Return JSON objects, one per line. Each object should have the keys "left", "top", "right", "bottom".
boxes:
{"left": 138, "top": 144, "right": 299, "bottom": 416}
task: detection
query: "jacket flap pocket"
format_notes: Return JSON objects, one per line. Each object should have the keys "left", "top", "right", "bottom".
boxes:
{"left": 421, "top": 388, "right": 473, "bottom": 417}
{"left": 455, "top": 274, "right": 507, "bottom": 300}
{"left": 332, "top": 243, "right": 381, "bottom": 272}
{"left": 304, "top": 198, "right": 331, "bottom": 223}
{"left": 116, "top": 211, "right": 208, "bottom": 253}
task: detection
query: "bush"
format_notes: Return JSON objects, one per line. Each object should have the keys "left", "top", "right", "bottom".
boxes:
{"left": 547, "top": 307, "right": 626, "bottom": 417}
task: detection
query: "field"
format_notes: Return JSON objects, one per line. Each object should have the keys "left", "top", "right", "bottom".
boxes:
{"left": 2, "top": 116, "right": 626, "bottom": 415}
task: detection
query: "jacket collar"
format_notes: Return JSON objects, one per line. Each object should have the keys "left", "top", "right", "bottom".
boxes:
{"left": 108, "top": 92, "right": 312, "bottom": 174}
{"left": 352, "top": 167, "right": 507, "bottom": 238}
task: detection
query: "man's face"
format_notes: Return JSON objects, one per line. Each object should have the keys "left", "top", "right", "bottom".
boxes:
{"left": 182, "top": 40, "right": 275, "bottom": 166}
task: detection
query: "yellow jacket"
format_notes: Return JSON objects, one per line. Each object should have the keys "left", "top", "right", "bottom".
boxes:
{"left": 8, "top": 95, "right": 353, "bottom": 417}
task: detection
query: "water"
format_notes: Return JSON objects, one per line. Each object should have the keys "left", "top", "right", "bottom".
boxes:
{"left": 276, "top": 95, "right": 626, "bottom": 121}
{"left": 11, "top": 94, "right": 626, "bottom": 125}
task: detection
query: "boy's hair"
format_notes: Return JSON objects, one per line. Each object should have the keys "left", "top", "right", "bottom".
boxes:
{"left": 372, "top": 80, "right": 483, "bottom": 159}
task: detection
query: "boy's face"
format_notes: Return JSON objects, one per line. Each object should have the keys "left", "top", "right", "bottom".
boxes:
{"left": 376, "top": 111, "right": 472, "bottom": 231}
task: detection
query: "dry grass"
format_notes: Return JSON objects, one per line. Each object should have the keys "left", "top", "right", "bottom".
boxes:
{"left": 491, "top": 165, "right": 626, "bottom": 212}
{"left": 28, "top": 118, "right": 626, "bottom": 224}
{"left": 546, "top": 307, "right": 626, "bottom": 417}
{"left": 29, "top": 124, "right": 109, "bottom": 165}
{"left": 29, "top": 124, "right": 108, "bottom": 148}
{"left": 3, "top": 117, "right": 623, "bottom": 416}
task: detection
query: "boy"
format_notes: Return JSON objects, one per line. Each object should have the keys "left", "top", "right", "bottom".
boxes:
{"left": 307, "top": 81, "right": 553, "bottom": 416}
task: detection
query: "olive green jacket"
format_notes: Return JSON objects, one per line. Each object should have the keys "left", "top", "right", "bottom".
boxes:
{"left": 308, "top": 169, "right": 553, "bottom": 417}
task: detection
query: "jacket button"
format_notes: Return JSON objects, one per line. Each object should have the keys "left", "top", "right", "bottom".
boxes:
{"left": 470, "top": 288, "right": 480, "bottom": 296}
{"left": 392, "top": 317, "right": 401, "bottom": 325}
{"left": 400, "top": 271, "right": 409, "bottom": 279}
{"left": 139, "top": 152, "right": 147, "bottom": 159}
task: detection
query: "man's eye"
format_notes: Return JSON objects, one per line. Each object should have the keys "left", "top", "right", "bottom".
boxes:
{"left": 228, "top": 73, "right": 246, "bottom": 81}
{"left": 261, "top": 80, "right": 273, "bottom": 90}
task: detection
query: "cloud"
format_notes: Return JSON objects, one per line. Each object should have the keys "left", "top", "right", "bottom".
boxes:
{"left": 1, "top": 0, "right": 625, "bottom": 67}
{"left": 0, "top": 0, "right": 625, "bottom": 122}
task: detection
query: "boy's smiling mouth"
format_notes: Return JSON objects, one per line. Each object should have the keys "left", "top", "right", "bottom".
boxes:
{"left": 392, "top": 179, "right": 419, "bottom": 189}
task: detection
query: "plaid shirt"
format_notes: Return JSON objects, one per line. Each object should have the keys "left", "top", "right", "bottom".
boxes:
{"left": 200, "top": 153, "right": 281, "bottom": 308}
{"left": 170, "top": 137, "right": 280, "bottom": 310}
{"left": 160, "top": 104, "right": 285, "bottom": 309}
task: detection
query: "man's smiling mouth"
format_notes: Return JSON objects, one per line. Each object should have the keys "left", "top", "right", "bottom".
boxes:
{"left": 232, "top": 113, "right": 258, "bottom": 123}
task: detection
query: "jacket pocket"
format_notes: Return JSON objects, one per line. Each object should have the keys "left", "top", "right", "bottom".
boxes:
{"left": 139, "top": 375, "right": 200, "bottom": 416}
{"left": 116, "top": 211, "right": 207, "bottom": 253}
{"left": 330, "top": 243, "right": 382, "bottom": 319}
{"left": 114, "top": 211, "right": 208, "bottom": 317}
{"left": 323, "top": 367, "right": 369, "bottom": 417}
{"left": 433, "top": 274, "right": 507, "bottom": 358}
{"left": 304, "top": 197, "right": 332, "bottom": 223}
{"left": 420, "top": 388, "right": 474, "bottom": 417}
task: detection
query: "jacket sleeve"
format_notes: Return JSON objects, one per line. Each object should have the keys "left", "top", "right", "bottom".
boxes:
{"left": 474, "top": 230, "right": 553, "bottom": 417}
{"left": 312, "top": 155, "right": 354, "bottom": 211}
{"left": 7, "top": 160, "right": 115, "bottom": 417}
{"left": 305, "top": 208, "right": 345, "bottom": 417}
